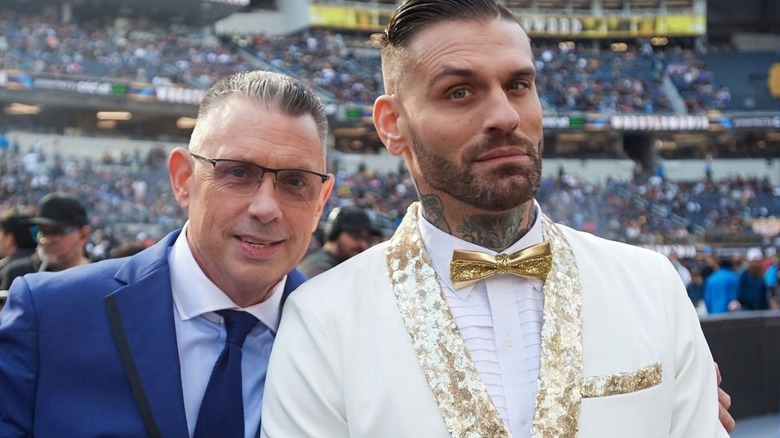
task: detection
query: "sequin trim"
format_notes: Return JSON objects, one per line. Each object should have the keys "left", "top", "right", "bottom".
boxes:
{"left": 385, "top": 203, "right": 585, "bottom": 438}
{"left": 386, "top": 203, "right": 509, "bottom": 438}
{"left": 531, "top": 216, "right": 583, "bottom": 437}
{"left": 582, "top": 363, "right": 662, "bottom": 398}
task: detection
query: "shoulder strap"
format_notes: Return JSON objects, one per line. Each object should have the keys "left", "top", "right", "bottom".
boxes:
{"left": 105, "top": 294, "right": 162, "bottom": 438}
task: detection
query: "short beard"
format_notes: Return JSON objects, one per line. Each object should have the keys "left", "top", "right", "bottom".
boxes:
{"left": 410, "top": 128, "right": 543, "bottom": 211}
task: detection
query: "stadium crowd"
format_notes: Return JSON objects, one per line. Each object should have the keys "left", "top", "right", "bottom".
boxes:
{"left": 2, "top": 136, "right": 779, "bottom": 261}
{"left": 0, "top": 11, "right": 732, "bottom": 113}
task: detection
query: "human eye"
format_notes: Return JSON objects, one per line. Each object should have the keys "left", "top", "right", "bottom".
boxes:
{"left": 448, "top": 88, "right": 472, "bottom": 100}
{"left": 277, "top": 170, "right": 321, "bottom": 201}
{"left": 277, "top": 170, "right": 311, "bottom": 190}
{"left": 508, "top": 80, "right": 531, "bottom": 91}
{"left": 217, "top": 161, "right": 258, "bottom": 182}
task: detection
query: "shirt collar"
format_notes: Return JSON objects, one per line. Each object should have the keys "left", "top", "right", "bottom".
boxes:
{"left": 169, "top": 222, "right": 286, "bottom": 333}
{"left": 418, "top": 201, "right": 545, "bottom": 298}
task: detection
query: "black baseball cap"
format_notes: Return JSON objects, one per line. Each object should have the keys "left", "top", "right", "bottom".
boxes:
{"left": 339, "top": 207, "right": 382, "bottom": 236}
{"left": 28, "top": 193, "right": 88, "bottom": 227}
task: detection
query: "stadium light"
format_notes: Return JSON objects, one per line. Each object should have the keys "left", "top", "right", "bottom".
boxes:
{"left": 5, "top": 103, "right": 41, "bottom": 115}
{"left": 558, "top": 41, "right": 576, "bottom": 50}
{"left": 177, "top": 117, "right": 197, "bottom": 129}
{"left": 610, "top": 43, "right": 628, "bottom": 52}
{"left": 96, "top": 111, "right": 132, "bottom": 121}
{"left": 651, "top": 37, "right": 669, "bottom": 46}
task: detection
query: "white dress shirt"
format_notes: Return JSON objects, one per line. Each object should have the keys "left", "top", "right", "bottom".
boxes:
{"left": 169, "top": 223, "right": 285, "bottom": 438}
{"left": 418, "top": 205, "right": 545, "bottom": 438}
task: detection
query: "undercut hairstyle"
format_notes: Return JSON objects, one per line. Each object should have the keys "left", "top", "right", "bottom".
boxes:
{"left": 380, "top": 0, "right": 520, "bottom": 94}
{"left": 191, "top": 70, "right": 329, "bottom": 154}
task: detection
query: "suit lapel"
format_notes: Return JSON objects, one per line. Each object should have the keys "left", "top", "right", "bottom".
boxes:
{"left": 104, "top": 232, "right": 307, "bottom": 438}
{"left": 281, "top": 268, "right": 306, "bottom": 310}
{"left": 105, "top": 233, "right": 189, "bottom": 438}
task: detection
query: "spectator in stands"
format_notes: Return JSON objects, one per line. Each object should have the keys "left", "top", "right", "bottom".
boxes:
{"left": 668, "top": 251, "right": 692, "bottom": 287}
{"left": 298, "top": 205, "right": 382, "bottom": 278}
{"left": 0, "top": 192, "right": 91, "bottom": 289}
{"left": 0, "top": 70, "right": 333, "bottom": 436}
{"left": 262, "top": 1, "right": 730, "bottom": 436}
{"left": 0, "top": 209, "right": 37, "bottom": 273}
{"left": 687, "top": 268, "right": 706, "bottom": 311}
{"left": 704, "top": 256, "right": 740, "bottom": 314}
{"left": 735, "top": 248, "right": 770, "bottom": 311}
{"left": 763, "top": 253, "right": 779, "bottom": 309}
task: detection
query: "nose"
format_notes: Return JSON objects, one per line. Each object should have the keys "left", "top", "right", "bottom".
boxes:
{"left": 246, "top": 177, "right": 283, "bottom": 223}
{"left": 484, "top": 89, "right": 521, "bottom": 134}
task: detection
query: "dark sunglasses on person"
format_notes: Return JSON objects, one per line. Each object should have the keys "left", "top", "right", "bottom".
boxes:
{"left": 30, "top": 225, "right": 80, "bottom": 244}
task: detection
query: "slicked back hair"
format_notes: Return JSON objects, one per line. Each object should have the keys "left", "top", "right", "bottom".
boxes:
{"left": 380, "top": 0, "right": 520, "bottom": 94}
{"left": 191, "top": 70, "right": 329, "bottom": 155}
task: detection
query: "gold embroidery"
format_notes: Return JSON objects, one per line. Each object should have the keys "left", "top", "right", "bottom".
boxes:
{"left": 532, "top": 216, "right": 584, "bottom": 438}
{"left": 385, "top": 203, "right": 585, "bottom": 438}
{"left": 582, "top": 363, "right": 662, "bottom": 398}
{"left": 386, "top": 203, "right": 509, "bottom": 438}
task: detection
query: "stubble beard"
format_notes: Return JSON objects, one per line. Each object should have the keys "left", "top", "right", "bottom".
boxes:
{"left": 411, "top": 129, "right": 543, "bottom": 212}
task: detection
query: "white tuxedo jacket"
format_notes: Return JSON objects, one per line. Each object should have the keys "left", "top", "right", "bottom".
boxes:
{"left": 262, "top": 206, "right": 727, "bottom": 438}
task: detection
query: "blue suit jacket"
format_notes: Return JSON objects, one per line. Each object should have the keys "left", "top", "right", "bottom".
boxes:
{"left": 0, "top": 230, "right": 307, "bottom": 438}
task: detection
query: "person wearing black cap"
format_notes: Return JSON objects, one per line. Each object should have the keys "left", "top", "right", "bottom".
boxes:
{"left": 0, "top": 209, "right": 37, "bottom": 273}
{"left": 0, "top": 192, "right": 90, "bottom": 289}
{"left": 0, "top": 209, "right": 37, "bottom": 307}
{"left": 298, "top": 206, "right": 383, "bottom": 278}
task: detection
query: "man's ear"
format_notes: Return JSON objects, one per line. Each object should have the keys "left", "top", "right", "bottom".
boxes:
{"left": 373, "top": 94, "right": 408, "bottom": 157}
{"left": 312, "top": 176, "right": 335, "bottom": 234}
{"left": 168, "top": 147, "right": 193, "bottom": 211}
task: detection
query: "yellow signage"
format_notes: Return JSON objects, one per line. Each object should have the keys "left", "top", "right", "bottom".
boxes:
{"left": 769, "top": 63, "right": 780, "bottom": 98}
{"left": 309, "top": 5, "right": 706, "bottom": 37}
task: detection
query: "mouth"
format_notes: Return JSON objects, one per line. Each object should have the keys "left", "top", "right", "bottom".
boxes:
{"left": 474, "top": 147, "right": 530, "bottom": 163}
{"left": 238, "top": 236, "right": 281, "bottom": 247}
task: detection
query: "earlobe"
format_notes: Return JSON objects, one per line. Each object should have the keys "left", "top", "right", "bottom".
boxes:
{"left": 168, "top": 147, "right": 193, "bottom": 210}
{"left": 373, "top": 95, "right": 407, "bottom": 157}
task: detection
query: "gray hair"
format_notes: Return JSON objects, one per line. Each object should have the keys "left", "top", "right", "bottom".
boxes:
{"left": 192, "top": 70, "right": 328, "bottom": 153}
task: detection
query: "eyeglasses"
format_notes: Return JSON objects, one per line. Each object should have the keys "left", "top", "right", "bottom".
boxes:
{"left": 32, "top": 225, "right": 79, "bottom": 244}
{"left": 190, "top": 152, "right": 330, "bottom": 203}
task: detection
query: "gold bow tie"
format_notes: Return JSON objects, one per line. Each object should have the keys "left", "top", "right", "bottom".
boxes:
{"left": 449, "top": 242, "right": 553, "bottom": 289}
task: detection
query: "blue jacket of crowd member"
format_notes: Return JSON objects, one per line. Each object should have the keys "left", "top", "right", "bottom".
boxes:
{"left": 764, "top": 263, "right": 778, "bottom": 288}
{"left": 737, "top": 270, "right": 770, "bottom": 310}
{"left": 704, "top": 268, "right": 739, "bottom": 314}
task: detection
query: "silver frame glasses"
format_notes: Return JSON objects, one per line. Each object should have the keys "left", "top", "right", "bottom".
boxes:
{"left": 189, "top": 151, "right": 330, "bottom": 203}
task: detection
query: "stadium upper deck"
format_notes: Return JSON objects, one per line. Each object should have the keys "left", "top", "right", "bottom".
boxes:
{"left": 0, "top": 0, "right": 777, "bottom": 165}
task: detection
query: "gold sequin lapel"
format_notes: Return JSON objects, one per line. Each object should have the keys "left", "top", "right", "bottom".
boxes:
{"left": 532, "top": 215, "right": 584, "bottom": 437}
{"left": 386, "top": 202, "right": 509, "bottom": 438}
{"left": 385, "top": 203, "right": 585, "bottom": 438}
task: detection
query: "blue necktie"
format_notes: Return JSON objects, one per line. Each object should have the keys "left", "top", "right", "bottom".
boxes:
{"left": 194, "top": 310, "right": 258, "bottom": 438}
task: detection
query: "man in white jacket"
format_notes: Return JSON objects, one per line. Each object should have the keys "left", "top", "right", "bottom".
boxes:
{"left": 262, "top": 1, "right": 730, "bottom": 436}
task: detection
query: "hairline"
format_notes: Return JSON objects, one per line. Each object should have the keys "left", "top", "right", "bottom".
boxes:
{"left": 381, "top": 16, "right": 525, "bottom": 96}
{"left": 189, "top": 71, "right": 329, "bottom": 159}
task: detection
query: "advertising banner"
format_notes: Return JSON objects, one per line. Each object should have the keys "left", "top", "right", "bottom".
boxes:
{"left": 309, "top": 5, "right": 705, "bottom": 37}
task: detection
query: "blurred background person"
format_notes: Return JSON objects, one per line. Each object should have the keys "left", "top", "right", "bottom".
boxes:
{"left": 298, "top": 206, "right": 382, "bottom": 278}
{"left": 0, "top": 209, "right": 37, "bottom": 309}
{"left": 0, "top": 209, "right": 37, "bottom": 273}
{"left": 687, "top": 268, "right": 707, "bottom": 314}
{"left": 763, "top": 252, "right": 779, "bottom": 309}
{"left": 704, "top": 256, "right": 740, "bottom": 314}
{"left": 0, "top": 192, "right": 91, "bottom": 289}
{"left": 736, "top": 248, "right": 770, "bottom": 311}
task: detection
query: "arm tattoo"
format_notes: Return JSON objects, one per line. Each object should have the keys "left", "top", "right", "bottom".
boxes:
{"left": 457, "top": 205, "right": 536, "bottom": 251}
{"left": 419, "top": 194, "right": 451, "bottom": 234}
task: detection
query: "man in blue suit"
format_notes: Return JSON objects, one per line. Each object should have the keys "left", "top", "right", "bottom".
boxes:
{"left": 0, "top": 70, "right": 334, "bottom": 437}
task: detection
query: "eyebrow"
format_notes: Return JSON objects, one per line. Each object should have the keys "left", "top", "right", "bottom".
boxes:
{"left": 428, "top": 67, "right": 536, "bottom": 89}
